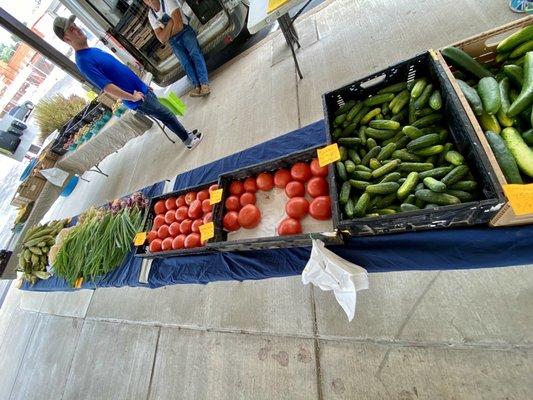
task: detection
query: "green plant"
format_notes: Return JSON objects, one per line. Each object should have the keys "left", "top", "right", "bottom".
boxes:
{"left": 33, "top": 94, "right": 86, "bottom": 144}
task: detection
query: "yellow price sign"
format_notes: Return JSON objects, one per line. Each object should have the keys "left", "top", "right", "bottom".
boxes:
{"left": 133, "top": 232, "right": 147, "bottom": 246}
{"left": 502, "top": 184, "right": 533, "bottom": 215}
{"left": 317, "top": 143, "right": 341, "bottom": 167}
{"left": 209, "top": 189, "right": 223, "bottom": 205}
{"left": 199, "top": 221, "right": 214, "bottom": 242}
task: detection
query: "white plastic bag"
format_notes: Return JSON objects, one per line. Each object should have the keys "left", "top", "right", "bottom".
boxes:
{"left": 302, "top": 239, "right": 369, "bottom": 321}
{"left": 39, "top": 167, "right": 69, "bottom": 187}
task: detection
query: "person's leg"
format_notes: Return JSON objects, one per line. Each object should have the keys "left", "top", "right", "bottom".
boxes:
{"left": 170, "top": 35, "right": 200, "bottom": 88}
{"left": 181, "top": 26, "right": 209, "bottom": 88}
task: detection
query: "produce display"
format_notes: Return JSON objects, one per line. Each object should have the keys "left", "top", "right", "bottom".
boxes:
{"left": 330, "top": 77, "right": 479, "bottom": 219}
{"left": 220, "top": 158, "right": 332, "bottom": 237}
{"left": 145, "top": 184, "right": 218, "bottom": 253}
{"left": 52, "top": 193, "right": 147, "bottom": 286}
{"left": 16, "top": 219, "right": 68, "bottom": 285}
{"left": 63, "top": 110, "right": 113, "bottom": 152}
{"left": 442, "top": 24, "right": 533, "bottom": 184}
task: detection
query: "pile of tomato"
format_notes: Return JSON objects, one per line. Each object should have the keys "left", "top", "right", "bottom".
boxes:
{"left": 147, "top": 184, "right": 219, "bottom": 252}
{"left": 222, "top": 158, "right": 332, "bottom": 236}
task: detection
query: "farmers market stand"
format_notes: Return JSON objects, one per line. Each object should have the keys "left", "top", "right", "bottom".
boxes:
{"left": 21, "top": 120, "right": 533, "bottom": 292}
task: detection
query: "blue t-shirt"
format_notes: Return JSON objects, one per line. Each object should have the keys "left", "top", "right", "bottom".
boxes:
{"left": 75, "top": 47, "right": 149, "bottom": 109}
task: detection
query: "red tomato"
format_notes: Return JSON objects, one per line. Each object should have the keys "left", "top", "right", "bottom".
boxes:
{"left": 225, "top": 195, "right": 241, "bottom": 212}
{"left": 197, "top": 190, "right": 209, "bottom": 202}
{"left": 202, "top": 199, "right": 212, "bottom": 213}
{"left": 310, "top": 158, "right": 328, "bottom": 177}
{"left": 147, "top": 230, "right": 158, "bottom": 243}
{"left": 229, "top": 181, "right": 244, "bottom": 196}
{"left": 223, "top": 211, "right": 240, "bottom": 231}
{"left": 149, "top": 238, "right": 162, "bottom": 252}
{"left": 180, "top": 219, "right": 192, "bottom": 234}
{"left": 192, "top": 219, "right": 203, "bottom": 233}
{"left": 274, "top": 169, "right": 292, "bottom": 188}
{"left": 175, "top": 206, "right": 188, "bottom": 222}
{"left": 291, "top": 162, "right": 312, "bottom": 182}
{"left": 165, "top": 198, "right": 177, "bottom": 210}
{"left": 185, "top": 192, "right": 197, "bottom": 205}
{"left": 238, "top": 205, "right": 261, "bottom": 229}
{"left": 176, "top": 195, "right": 186, "bottom": 208}
{"left": 184, "top": 233, "right": 201, "bottom": 248}
{"left": 243, "top": 177, "right": 258, "bottom": 193}
{"left": 164, "top": 210, "right": 176, "bottom": 224}
{"left": 172, "top": 234, "right": 186, "bottom": 250}
{"left": 285, "top": 197, "right": 309, "bottom": 219}
{"left": 240, "top": 192, "right": 256, "bottom": 207}
{"left": 306, "top": 177, "right": 329, "bottom": 198}
{"left": 278, "top": 218, "right": 302, "bottom": 236}
{"left": 209, "top": 184, "right": 219, "bottom": 192}
{"left": 158, "top": 225, "right": 170, "bottom": 239}
{"left": 168, "top": 222, "right": 181, "bottom": 237}
{"left": 309, "top": 196, "right": 332, "bottom": 220}
{"left": 188, "top": 200, "right": 203, "bottom": 219}
{"left": 256, "top": 172, "right": 274, "bottom": 191}
{"left": 285, "top": 181, "right": 306, "bottom": 198}
{"left": 203, "top": 212, "right": 212, "bottom": 224}
{"left": 154, "top": 200, "right": 166, "bottom": 215}
{"left": 161, "top": 237, "right": 173, "bottom": 251}
{"left": 153, "top": 214, "right": 165, "bottom": 230}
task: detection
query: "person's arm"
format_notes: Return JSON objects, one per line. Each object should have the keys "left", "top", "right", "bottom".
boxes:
{"left": 169, "top": 8, "right": 184, "bottom": 36}
{"left": 154, "top": 18, "right": 174, "bottom": 43}
{"left": 103, "top": 83, "right": 145, "bottom": 102}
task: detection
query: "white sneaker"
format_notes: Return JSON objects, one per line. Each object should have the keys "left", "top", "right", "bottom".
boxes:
{"left": 186, "top": 132, "right": 203, "bottom": 150}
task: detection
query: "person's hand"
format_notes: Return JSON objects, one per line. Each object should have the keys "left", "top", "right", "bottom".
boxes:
{"left": 131, "top": 90, "right": 145, "bottom": 102}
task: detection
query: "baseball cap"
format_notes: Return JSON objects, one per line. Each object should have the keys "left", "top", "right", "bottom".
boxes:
{"left": 53, "top": 15, "right": 76, "bottom": 40}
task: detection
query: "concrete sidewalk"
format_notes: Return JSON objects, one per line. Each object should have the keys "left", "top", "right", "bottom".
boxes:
{"left": 1, "top": 1, "right": 532, "bottom": 399}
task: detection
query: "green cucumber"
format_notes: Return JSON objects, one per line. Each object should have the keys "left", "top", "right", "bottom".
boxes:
{"left": 380, "top": 172, "right": 402, "bottom": 183}
{"left": 369, "top": 119, "right": 401, "bottom": 130}
{"left": 392, "top": 149, "right": 422, "bottom": 162}
{"left": 344, "top": 198, "right": 355, "bottom": 219}
{"left": 360, "top": 108, "right": 382, "bottom": 125}
{"left": 403, "top": 194, "right": 416, "bottom": 205}
{"left": 429, "top": 90, "right": 442, "bottom": 110}
{"left": 402, "top": 125, "right": 425, "bottom": 139}
{"left": 341, "top": 123, "right": 357, "bottom": 137}
{"left": 391, "top": 90, "right": 411, "bottom": 114}
{"left": 338, "top": 137, "right": 362, "bottom": 147}
{"left": 348, "top": 149, "right": 361, "bottom": 164}
{"left": 497, "top": 77, "right": 514, "bottom": 127}
{"left": 382, "top": 131, "right": 404, "bottom": 146}
{"left": 376, "top": 209, "right": 396, "bottom": 215}
{"left": 479, "top": 112, "right": 501, "bottom": 134}
{"left": 400, "top": 203, "right": 420, "bottom": 212}
{"left": 366, "top": 137, "right": 377, "bottom": 150}
{"left": 363, "top": 93, "right": 395, "bottom": 107}
{"left": 366, "top": 181, "right": 400, "bottom": 195}
{"left": 353, "top": 193, "right": 371, "bottom": 217}
{"left": 412, "top": 113, "right": 443, "bottom": 128}
{"left": 415, "top": 189, "right": 461, "bottom": 205}
{"left": 416, "top": 107, "right": 437, "bottom": 118}
{"left": 414, "top": 145, "right": 444, "bottom": 156}
{"left": 335, "top": 100, "right": 356, "bottom": 116}
{"left": 510, "top": 39, "right": 533, "bottom": 59}
{"left": 407, "top": 133, "right": 441, "bottom": 151}
{"left": 522, "top": 128, "right": 533, "bottom": 145}
{"left": 500, "top": 127, "right": 533, "bottom": 178}
{"left": 399, "top": 162, "right": 434, "bottom": 172}
{"left": 371, "top": 159, "right": 401, "bottom": 179}
{"left": 497, "top": 25, "right": 533, "bottom": 53}
{"left": 418, "top": 166, "right": 454, "bottom": 179}
{"left": 410, "top": 79, "right": 428, "bottom": 99}
{"left": 444, "top": 150, "right": 465, "bottom": 166}
{"left": 450, "top": 180, "right": 478, "bottom": 191}
{"left": 503, "top": 65, "right": 524, "bottom": 89}
{"left": 365, "top": 127, "right": 398, "bottom": 140}
{"left": 377, "top": 143, "right": 397, "bottom": 161}
{"left": 361, "top": 146, "right": 381, "bottom": 166}
{"left": 395, "top": 135, "right": 411, "bottom": 150}
{"left": 346, "top": 102, "right": 364, "bottom": 122}
{"left": 352, "top": 107, "right": 370, "bottom": 128}
{"left": 336, "top": 161, "right": 348, "bottom": 181}
{"left": 344, "top": 160, "right": 356, "bottom": 174}
{"left": 508, "top": 52, "right": 533, "bottom": 117}
{"left": 445, "top": 190, "right": 473, "bottom": 202}
{"left": 414, "top": 84, "right": 434, "bottom": 110}
{"left": 456, "top": 79, "right": 484, "bottom": 116}
{"left": 334, "top": 114, "right": 346, "bottom": 127}
{"left": 332, "top": 128, "right": 342, "bottom": 140}
{"left": 391, "top": 109, "right": 408, "bottom": 122}
{"left": 354, "top": 164, "right": 372, "bottom": 173}
{"left": 441, "top": 165, "right": 469, "bottom": 186}
{"left": 425, "top": 155, "right": 438, "bottom": 165}
{"left": 351, "top": 170, "right": 372, "bottom": 180}
{"left": 357, "top": 126, "right": 367, "bottom": 144}
{"left": 349, "top": 180, "right": 370, "bottom": 190}
{"left": 423, "top": 177, "right": 446, "bottom": 193}
{"left": 381, "top": 101, "right": 390, "bottom": 116}
{"left": 339, "top": 181, "right": 351, "bottom": 205}
{"left": 441, "top": 46, "right": 493, "bottom": 79}
{"left": 369, "top": 158, "right": 381, "bottom": 170}
{"left": 408, "top": 98, "right": 417, "bottom": 124}
{"left": 378, "top": 82, "right": 407, "bottom": 94}
{"left": 339, "top": 146, "right": 348, "bottom": 161}
{"left": 397, "top": 171, "right": 419, "bottom": 200}
{"left": 477, "top": 77, "right": 501, "bottom": 115}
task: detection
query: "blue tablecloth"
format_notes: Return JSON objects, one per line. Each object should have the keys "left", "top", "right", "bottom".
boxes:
{"left": 22, "top": 120, "right": 533, "bottom": 292}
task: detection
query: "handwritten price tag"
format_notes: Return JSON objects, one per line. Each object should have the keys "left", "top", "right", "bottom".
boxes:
{"left": 503, "top": 184, "right": 533, "bottom": 215}
{"left": 317, "top": 143, "right": 341, "bottom": 167}
{"left": 133, "top": 232, "right": 147, "bottom": 246}
{"left": 210, "top": 189, "right": 223, "bottom": 205}
{"left": 199, "top": 222, "right": 214, "bottom": 242}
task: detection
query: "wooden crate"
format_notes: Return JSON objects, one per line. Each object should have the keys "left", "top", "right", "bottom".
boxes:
{"left": 16, "top": 174, "right": 46, "bottom": 203}
{"left": 437, "top": 16, "right": 533, "bottom": 226}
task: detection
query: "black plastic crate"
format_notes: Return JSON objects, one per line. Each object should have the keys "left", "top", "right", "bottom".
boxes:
{"left": 322, "top": 51, "right": 505, "bottom": 236}
{"left": 209, "top": 146, "right": 343, "bottom": 252}
{"left": 134, "top": 182, "right": 217, "bottom": 259}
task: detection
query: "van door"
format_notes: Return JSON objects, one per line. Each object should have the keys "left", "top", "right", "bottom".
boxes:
{"left": 60, "top": 0, "right": 232, "bottom": 87}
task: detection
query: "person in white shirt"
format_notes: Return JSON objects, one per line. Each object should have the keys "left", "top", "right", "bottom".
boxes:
{"left": 144, "top": 0, "right": 211, "bottom": 97}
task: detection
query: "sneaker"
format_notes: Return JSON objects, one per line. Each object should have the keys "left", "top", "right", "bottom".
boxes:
{"left": 199, "top": 84, "right": 211, "bottom": 96}
{"left": 509, "top": 0, "right": 527, "bottom": 12}
{"left": 186, "top": 131, "right": 203, "bottom": 150}
{"left": 190, "top": 129, "right": 200, "bottom": 137}
{"left": 189, "top": 86, "right": 201, "bottom": 97}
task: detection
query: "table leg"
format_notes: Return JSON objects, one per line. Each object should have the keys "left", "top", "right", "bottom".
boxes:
{"left": 88, "top": 164, "right": 109, "bottom": 178}
{"left": 147, "top": 116, "right": 176, "bottom": 144}
{"left": 277, "top": 15, "right": 303, "bottom": 79}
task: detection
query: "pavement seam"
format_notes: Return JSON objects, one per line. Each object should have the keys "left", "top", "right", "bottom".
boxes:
{"left": 310, "top": 287, "right": 324, "bottom": 400}
{"left": 145, "top": 326, "right": 162, "bottom": 400}
{"left": 59, "top": 316, "right": 85, "bottom": 400}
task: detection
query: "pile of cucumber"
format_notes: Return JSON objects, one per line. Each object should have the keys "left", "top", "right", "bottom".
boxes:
{"left": 331, "top": 78, "right": 478, "bottom": 219}
{"left": 442, "top": 24, "right": 533, "bottom": 184}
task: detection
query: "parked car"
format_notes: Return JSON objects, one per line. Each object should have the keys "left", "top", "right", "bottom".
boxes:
{"left": 8, "top": 101, "right": 34, "bottom": 122}
{"left": 59, "top": 0, "right": 249, "bottom": 86}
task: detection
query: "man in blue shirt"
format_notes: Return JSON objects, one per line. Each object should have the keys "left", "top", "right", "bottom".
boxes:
{"left": 53, "top": 15, "right": 202, "bottom": 150}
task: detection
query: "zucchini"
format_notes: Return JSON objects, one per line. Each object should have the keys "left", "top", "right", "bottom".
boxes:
{"left": 353, "top": 193, "right": 370, "bottom": 217}
{"left": 392, "top": 149, "right": 422, "bottom": 162}
{"left": 344, "top": 198, "right": 355, "bottom": 219}
{"left": 369, "top": 119, "right": 401, "bottom": 130}
{"left": 410, "top": 79, "right": 428, "bottom": 99}
{"left": 456, "top": 79, "right": 484, "bottom": 116}
{"left": 336, "top": 161, "right": 348, "bottom": 181}
{"left": 360, "top": 108, "right": 382, "bottom": 125}
{"left": 444, "top": 150, "right": 465, "bottom": 166}
{"left": 429, "top": 90, "right": 442, "bottom": 110}
{"left": 415, "top": 189, "right": 461, "bottom": 205}
{"left": 500, "top": 127, "right": 533, "bottom": 178}
{"left": 414, "top": 145, "right": 444, "bottom": 156}
{"left": 477, "top": 77, "right": 501, "bottom": 115}
{"left": 508, "top": 52, "right": 533, "bottom": 117}
{"left": 366, "top": 181, "right": 400, "bottom": 195}
{"left": 497, "top": 77, "right": 514, "bottom": 127}
{"left": 402, "top": 125, "right": 425, "bottom": 139}
{"left": 503, "top": 64, "right": 524, "bottom": 88}
{"left": 445, "top": 190, "right": 473, "bottom": 202}
{"left": 418, "top": 166, "right": 454, "bottom": 179}
{"left": 380, "top": 172, "right": 402, "bottom": 183}
{"left": 441, "top": 46, "right": 493, "bottom": 79}
{"left": 338, "top": 137, "right": 362, "bottom": 147}
{"left": 345, "top": 160, "right": 356, "bottom": 173}
{"left": 361, "top": 146, "right": 381, "bottom": 166}
{"left": 407, "top": 133, "right": 441, "bottom": 151}
{"left": 412, "top": 113, "right": 443, "bottom": 128}
{"left": 510, "top": 39, "right": 533, "bottom": 59}
{"left": 377, "top": 142, "right": 397, "bottom": 161}
{"left": 363, "top": 93, "right": 395, "bottom": 107}
{"left": 450, "top": 180, "right": 478, "bottom": 191}
{"left": 339, "top": 181, "right": 351, "bottom": 205}
{"left": 391, "top": 90, "right": 410, "bottom": 114}
{"left": 378, "top": 82, "right": 407, "bottom": 94}
{"left": 346, "top": 102, "right": 364, "bottom": 122}
{"left": 371, "top": 159, "right": 401, "bottom": 179}
{"left": 400, "top": 203, "right": 420, "bottom": 212}
{"left": 522, "top": 128, "right": 533, "bottom": 146}
{"left": 335, "top": 100, "right": 356, "bottom": 116}
{"left": 414, "top": 84, "right": 434, "bottom": 110}
{"left": 497, "top": 25, "right": 533, "bottom": 53}
{"left": 441, "top": 165, "right": 469, "bottom": 186}
{"left": 479, "top": 112, "right": 501, "bottom": 134}
{"left": 369, "top": 158, "right": 381, "bottom": 170}
{"left": 349, "top": 180, "right": 371, "bottom": 190}
{"left": 398, "top": 162, "right": 434, "bottom": 172}
{"left": 423, "top": 177, "right": 446, "bottom": 193}
{"left": 397, "top": 171, "right": 419, "bottom": 200}
{"left": 365, "top": 127, "right": 398, "bottom": 140}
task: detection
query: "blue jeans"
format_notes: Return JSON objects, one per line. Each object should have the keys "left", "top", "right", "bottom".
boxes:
{"left": 169, "top": 26, "right": 209, "bottom": 87}
{"left": 137, "top": 91, "right": 189, "bottom": 142}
